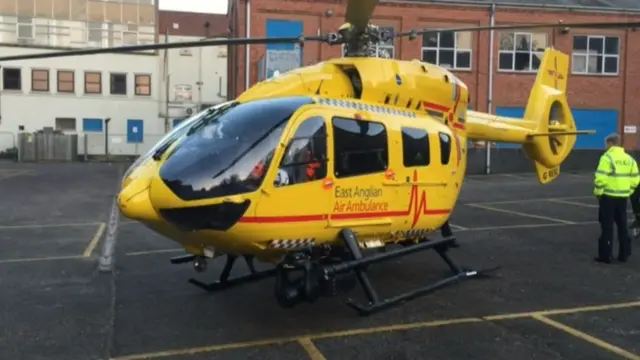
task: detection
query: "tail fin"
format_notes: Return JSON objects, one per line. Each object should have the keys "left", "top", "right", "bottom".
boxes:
{"left": 521, "top": 48, "right": 593, "bottom": 184}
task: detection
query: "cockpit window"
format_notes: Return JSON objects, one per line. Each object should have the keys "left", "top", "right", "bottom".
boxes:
{"left": 122, "top": 101, "right": 234, "bottom": 180}
{"left": 159, "top": 96, "right": 314, "bottom": 201}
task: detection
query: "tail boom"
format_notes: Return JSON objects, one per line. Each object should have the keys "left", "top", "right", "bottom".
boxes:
{"left": 464, "top": 48, "right": 594, "bottom": 184}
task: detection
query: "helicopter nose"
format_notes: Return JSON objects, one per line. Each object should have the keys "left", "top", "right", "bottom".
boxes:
{"left": 117, "top": 184, "right": 160, "bottom": 223}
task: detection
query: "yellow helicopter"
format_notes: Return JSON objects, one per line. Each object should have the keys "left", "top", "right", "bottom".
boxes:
{"left": 5, "top": 0, "right": 639, "bottom": 315}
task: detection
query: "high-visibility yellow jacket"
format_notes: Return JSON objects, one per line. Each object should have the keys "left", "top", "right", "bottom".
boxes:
{"left": 594, "top": 146, "right": 640, "bottom": 197}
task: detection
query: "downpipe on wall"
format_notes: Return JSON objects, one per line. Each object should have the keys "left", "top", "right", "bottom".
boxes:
{"left": 485, "top": 3, "right": 496, "bottom": 175}
{"left": 245, "top": 0, "right": 251, "bottom": 92}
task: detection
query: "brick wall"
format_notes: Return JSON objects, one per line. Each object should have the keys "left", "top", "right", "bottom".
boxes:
{"left": 227, "top": 0, "right": 640, "bottom": 150}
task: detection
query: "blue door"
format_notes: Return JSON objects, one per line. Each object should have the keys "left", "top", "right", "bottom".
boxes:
{"left": 571, "top": 109, "right": 617, "bottom": 149}
{"left": 265, "top": 19, "right": 303, "bottom": 78}
{"left": 127, "top": 119, "right": 144, "bottom": 143}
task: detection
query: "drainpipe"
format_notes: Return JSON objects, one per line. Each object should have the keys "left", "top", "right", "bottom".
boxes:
{"left": 245, "top": 0, "right": 251, "bottom": 92}
{"left": 485, "top": 3, "right": 496, "bottom": 175}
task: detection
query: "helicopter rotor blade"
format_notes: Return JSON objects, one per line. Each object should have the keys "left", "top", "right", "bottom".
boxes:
{"left": 397, "top": 20, "right": 640, "bottom": 38}
{"left": 345, "top": 0, "right": 379, "bottom": 30}
{"left": 0, "top": 35, "right": 328, "bottom": 62}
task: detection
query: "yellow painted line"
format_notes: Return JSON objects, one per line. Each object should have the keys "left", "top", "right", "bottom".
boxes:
{"left": 532, "top": 314, "right": 640, "bottom": 360}
{"left": 0, "top": 255, "right": 83, "bottom": 264}
{"left": 298, "top": 338, "right": 327, "bottom": 360}
{"left": 111, "top": 299, "right": 640, "bottom": 360}
{"left": 125, "top": 248, "right": 183, "bottom": 256}
{"left": 484, "top": 300, "right": 640, "bottom": 320}
{"left": 83, "top": 222, "right": 106, "bottom": 257}
{"left": 0, "top": 222, "right": 104, "bottom": 230}
{"left": 466, "top": 203, "right": 575, "bottom": 224}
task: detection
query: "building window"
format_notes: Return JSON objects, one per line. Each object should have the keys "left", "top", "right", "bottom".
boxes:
{"left": 498, "top": 32, "right": 547, "bottom": 72}
{"left": 134, "top": 74, "right": 151, "bottom": 96}
{"left": 31, "top": 69, "right": 49, "bottom": 92}
{"left": 422, "top": 31, "right": 472, "bottom": 70}
{"left": 57, "top": 70, "right": 74, "bottom": 93}
{"left": 55, "top": 117, "right": 76, "bottom": 132}
{"left": 110, "top": 73, "right": 127, "bottom": 95}
{"left": 571, "top": 35, "right": 619, "bottom": 75}
{"left": 17, "top": 17, "right": 33, "bottom": 39}
{"left": 332, "top": 117, "right": 388, "bottom": 178}
{"left": 84, "top": 71, "right": 102, "bottom": 94}
{"left": 88, "top": 22, "right": 103, "bottom": 43}
{"left": 401, "top": 127, "right": 431, "bottom": 167}
{"left": 2, "top": 68, "right": 21, "bottom": 90}
{"left": 342, "top": 26, "right": 395, "bottom": 58}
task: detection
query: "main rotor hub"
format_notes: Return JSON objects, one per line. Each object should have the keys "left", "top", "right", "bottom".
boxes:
{"left": 338, "top": 23, "right": 393, "bottom": 58}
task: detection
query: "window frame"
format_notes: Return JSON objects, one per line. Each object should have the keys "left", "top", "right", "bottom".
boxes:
{"left": 84, "top": 71, "right": 102, "bottom": 94}
{"left": 2, "top": 67, "right": 22, "bottom": 91}
{"left": 401, "top": 126, "right": 431, "bottom": 168}
{"left": 134, "top": 73, "right": 151, "bottom": 96}
{"left": 438, "top": 132, "right": 452, "bottom": 165}
{"left": 571, "top": 35, "right": 620, "bottom": 76}
{"left": 497, "top": 31, "right": 547, "bottom": 73}
{"left": 276, "top": 116, "right": 329, "bottom": 187}
{"left": 57, "top": 70, "right": 75, "bottom": 93}
{"left": 331, "top": 116, "right": 389, "bottom": 179}
{"left": 110, "top": 72, "right": 127, "bottom": 95}
{"left": 421, "top": 31, "right": 472, "bottom": 70}
{"left": 31, "top": 68, "right": 50, "bottom": 92}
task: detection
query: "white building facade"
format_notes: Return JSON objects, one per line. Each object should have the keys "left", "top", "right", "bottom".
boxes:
{"left": 0, "top": 3, "right": 230, "bottom": 157}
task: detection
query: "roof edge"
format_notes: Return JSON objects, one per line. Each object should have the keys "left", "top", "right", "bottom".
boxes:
{"left": 382, "top": 0, "right": 640, "bottom": 14}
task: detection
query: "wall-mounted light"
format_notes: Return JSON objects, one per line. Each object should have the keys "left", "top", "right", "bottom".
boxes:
{"left": 326, "top": 8, "right": 334, "bottom": 17}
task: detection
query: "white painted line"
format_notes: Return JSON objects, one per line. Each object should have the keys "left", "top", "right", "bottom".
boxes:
{"left": 466, "top": 203, "right": 575, "bottom": 224}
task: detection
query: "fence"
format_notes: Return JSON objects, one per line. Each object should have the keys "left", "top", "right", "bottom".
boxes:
{"left": 80, "top": 133, "right": 165, "bottom": 160}
{"left": 17, "top": 131, "right": 78, "bottom": 162}
{"left": 0, "top": 131, "right": 17, "bottom": 160}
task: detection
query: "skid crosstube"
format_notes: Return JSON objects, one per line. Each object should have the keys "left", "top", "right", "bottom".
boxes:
{"left": 170, "top": 254, "right": 277, "bottom": 292}
{"left": 326, "top": 228, "right": 496, "bottom": 316}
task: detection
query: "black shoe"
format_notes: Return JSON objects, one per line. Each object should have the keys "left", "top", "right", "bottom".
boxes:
{"left": 594, "top": 257, "right": 611, "bottom": 264}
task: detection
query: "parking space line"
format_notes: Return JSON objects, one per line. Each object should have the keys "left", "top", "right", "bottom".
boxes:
{"left": 0, "top": 255, "right": 83, "bottom": 264}
{"left": 0, "top": 170, "right": 33, "bottom": 180}
{"left": 532, "top": 314, "right": 640, "bottom": 360}
{"left": 125, "top": 248, "right": 183, "bottom": 256}
{"left": 83, "top": 222, "right": 106, "bottom": 257}
{"left": 449, "top": 223, "right": 467, "bottom": 230}
{"left": 110, "top": 300, "right": 640, "bottom": 360}
{"left": 456, "top": 221, "right": 597, "bottom": 232}
{"left": 0, "top": 222, "right": 104, "bottom": 230}
{"left": 298, "top": 338, "right": 327, "bottom": 360}
{"left": 548, "top": 199, "right": 596, "bottom": 208}
{"left": 466, "top": 203, "right": 575, "bottom": 224}
{"left": 468, "top": 196, "right": 592, "bottom": 206}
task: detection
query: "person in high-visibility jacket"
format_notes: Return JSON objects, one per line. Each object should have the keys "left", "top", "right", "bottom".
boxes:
{"left": 593, "top": 133, "right": 640, "bottom": 263}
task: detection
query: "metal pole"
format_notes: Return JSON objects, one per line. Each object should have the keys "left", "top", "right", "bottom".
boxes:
{"left": 164, "top": 28, "right": 170, "bottom": 133}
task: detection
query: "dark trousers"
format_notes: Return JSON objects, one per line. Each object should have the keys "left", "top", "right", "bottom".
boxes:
{"left": 598, "top": 195, "right": 632, "bottom": 261}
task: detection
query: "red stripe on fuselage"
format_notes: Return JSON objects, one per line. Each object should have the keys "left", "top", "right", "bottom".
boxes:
{"left": 423, "top": 102, "right": 450, "bottom": 113}
{"left": 238, "top": 208, "right": 450, "bottom": 223}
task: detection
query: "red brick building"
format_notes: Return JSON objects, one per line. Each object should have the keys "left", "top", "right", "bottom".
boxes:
{"left": 226, "top": 0, "right": 640, "bottom": 149}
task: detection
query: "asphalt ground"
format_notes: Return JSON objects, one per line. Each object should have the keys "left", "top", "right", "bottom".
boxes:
{"left": 0, "top": 163, "right": 639, "bottom": 360}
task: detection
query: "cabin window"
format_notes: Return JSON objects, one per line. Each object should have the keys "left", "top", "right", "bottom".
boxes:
{"left": 439, "top": 132, "right": 451, "bottom": 165}
{"left": 276, "top": 116, "right": 328, "bottom": 187}
{"left": 332, "top": 117, "right": 388, "bottom": 178}
{"left": 401, "top": 127, "right": 430, "bottom": 167}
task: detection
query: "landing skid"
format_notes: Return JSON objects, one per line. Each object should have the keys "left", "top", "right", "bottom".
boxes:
{"left": 170, "top": 254, "right": 276, "bottom": 292}
{"left": 328, "top": 229, "right": 499, "bottom": 315}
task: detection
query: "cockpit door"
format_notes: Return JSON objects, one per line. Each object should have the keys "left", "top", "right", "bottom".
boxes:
{"left": 254, "top": 112, "right": 331, "bottom": 238}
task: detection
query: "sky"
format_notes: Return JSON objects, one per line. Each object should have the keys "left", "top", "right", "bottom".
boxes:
{"left": 159, "top": 0, "right": 228, "bottom": 14}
